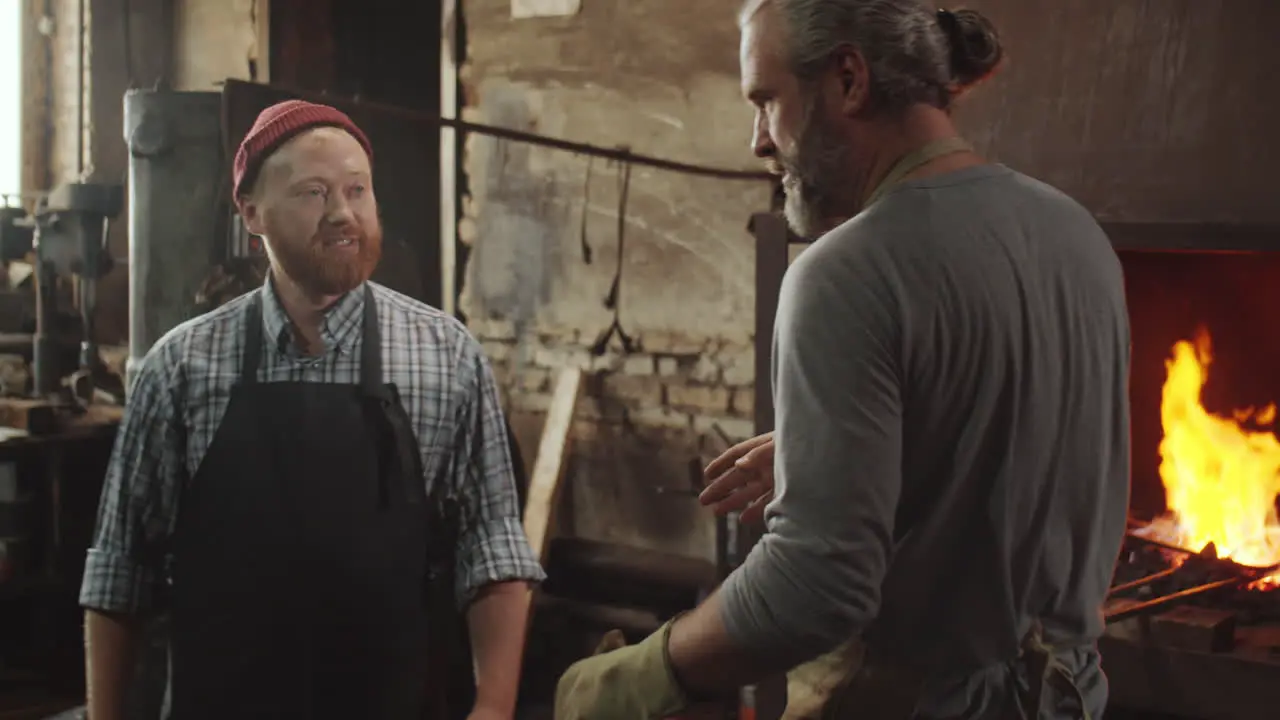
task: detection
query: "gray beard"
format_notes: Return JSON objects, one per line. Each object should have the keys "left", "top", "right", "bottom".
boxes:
{"left": 782, "top": 176, "right": 826, "bottom": 239}
{"left": 779, "top": 94, "right": 857, "bottom": 239}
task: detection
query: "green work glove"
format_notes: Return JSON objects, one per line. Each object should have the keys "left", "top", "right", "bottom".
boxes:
{"left": 554, "top": 620, "right": 690, "bottom": 720}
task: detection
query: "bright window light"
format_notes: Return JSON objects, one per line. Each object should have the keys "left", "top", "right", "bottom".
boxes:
{"left": 0, "top": 1, "right": 21, "bottom": 198}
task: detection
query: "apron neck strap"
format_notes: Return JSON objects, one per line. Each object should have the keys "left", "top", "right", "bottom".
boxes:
{"left": 240, "top": 291, "right": 265, "bottom": 385}
{"left": 357, "top": 283, "right": 384, "bottom": 396}
{"left": 862, "top": 136, "right": 974, "bottom": 210}
{"left": 238, "top": 284, "right": 384, "bottom": 392}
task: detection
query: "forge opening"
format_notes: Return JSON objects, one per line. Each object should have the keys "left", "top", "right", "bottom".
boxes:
{"left": 1122, "top": 250, "right": 1280, "bottom": 586}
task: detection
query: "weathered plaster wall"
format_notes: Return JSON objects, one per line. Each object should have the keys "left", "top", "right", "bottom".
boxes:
{"left": 171, "top": 0, "right": 268, "bottom": 91}
{"left": 459, "top": 0, "right": 771, "bottom": 559}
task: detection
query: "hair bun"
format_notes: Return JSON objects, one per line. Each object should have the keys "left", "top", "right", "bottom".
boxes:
{"left": 938, "top": 8, "right": 1004, "bottom": 90}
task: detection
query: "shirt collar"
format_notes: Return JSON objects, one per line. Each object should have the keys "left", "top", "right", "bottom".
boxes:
{"left": 260, "top": 276, "right": 367, "bottom": 357}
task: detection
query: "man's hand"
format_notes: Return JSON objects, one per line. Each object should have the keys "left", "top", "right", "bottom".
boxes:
{"left": 555, "top": 622, "right": 688, "bottom": 720}
{"left": 699, "top": 432, "right": 775, "bottom": 524}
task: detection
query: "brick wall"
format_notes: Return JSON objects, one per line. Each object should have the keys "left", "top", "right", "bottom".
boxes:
{"left": 472, "top": 315, "right": 757, "bottom": 559}
{"left": 480, "top": 320, "right": 757, "bottom": 561}
{"left": 474, "top": 318, "right": 755, "bottom": 438}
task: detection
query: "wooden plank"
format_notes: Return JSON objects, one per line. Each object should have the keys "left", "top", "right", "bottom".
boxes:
{"left": 0, "top": 399, "right": 58, "bottom": 434}
{"left": 521, "top": 366, "right": 583, "bottom": 564}
{"left": 0, "top": 398, "right": 122, "bottom": 437}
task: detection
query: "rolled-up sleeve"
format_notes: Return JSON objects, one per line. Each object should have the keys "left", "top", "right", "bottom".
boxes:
{"left": 451, "top": 336, "right": 546, "bottom": 608}
{"left": 718, "top": 240, "right": 904, "bottom": 666}
{"left": 80, "top": 350, "right": 184, "bottom": 615}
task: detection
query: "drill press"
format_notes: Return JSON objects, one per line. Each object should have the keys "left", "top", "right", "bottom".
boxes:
{"left": 30, "top": 182, "right": 124, "bottom": 401}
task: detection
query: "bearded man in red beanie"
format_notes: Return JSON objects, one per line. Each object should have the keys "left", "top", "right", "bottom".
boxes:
{"left": 79, "top": 100, "right": 544, "bottom": 720}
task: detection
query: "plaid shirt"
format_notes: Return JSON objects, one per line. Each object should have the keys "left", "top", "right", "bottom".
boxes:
{"left": 79, "top": 279, "right": 545, "bottom": 614}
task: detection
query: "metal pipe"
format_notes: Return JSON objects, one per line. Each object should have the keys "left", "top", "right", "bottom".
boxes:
{"left": 1104, "top": 578, "right": 1241, "bottom": 625}
{"left": 31, "top": 251, "right": 58, "bottom": 396}
{"left": 1107, "top": 566, "right": 1181, "bottom": 598}
{"left": 223, "top": 78, "right": 773, "bottom": 182}
{"left": 124, "top": 90, "right": 225, "bottom": 394}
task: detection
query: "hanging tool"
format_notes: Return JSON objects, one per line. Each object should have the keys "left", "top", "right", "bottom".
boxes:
{"left": 589, "top": 155, "right": 637, "bottom": 355}
{"left": 579, "top": 156, "right": 595, "bottom": 265}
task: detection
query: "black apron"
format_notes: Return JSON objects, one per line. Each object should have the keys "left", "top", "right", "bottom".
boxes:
{"left": 166, "top": 285, "right": 452, "bottom": 720}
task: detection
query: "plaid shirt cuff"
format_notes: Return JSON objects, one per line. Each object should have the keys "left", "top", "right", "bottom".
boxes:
{"left": 79, "top": 548, "right": 156, "bottom": 615}
{"left": 456, "top": 516, "right": 546, "bottom": 609}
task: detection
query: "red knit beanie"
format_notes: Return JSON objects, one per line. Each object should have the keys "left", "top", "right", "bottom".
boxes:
{"left": 233, "top": 99, "right": 374, "bottom": 199}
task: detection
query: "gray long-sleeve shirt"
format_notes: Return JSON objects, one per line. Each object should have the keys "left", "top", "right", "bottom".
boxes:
{"left": 719, "top": 164, "right": 1130, "bottom": 715}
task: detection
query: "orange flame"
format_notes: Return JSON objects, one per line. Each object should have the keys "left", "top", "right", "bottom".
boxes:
{"left": 1142, "top": 329, "right": 1280, "bottom": 589}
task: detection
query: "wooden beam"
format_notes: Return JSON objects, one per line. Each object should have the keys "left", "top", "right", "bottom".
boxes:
{"left": 522, "top": 366, "right": 583, "bottom": 564}
{"left": 751, "top": 212, "right": 789, "bottom": 436}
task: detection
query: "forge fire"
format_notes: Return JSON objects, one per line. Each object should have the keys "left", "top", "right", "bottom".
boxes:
{"left": 1135, "top": 329, "right": 1280, "bottom": 588}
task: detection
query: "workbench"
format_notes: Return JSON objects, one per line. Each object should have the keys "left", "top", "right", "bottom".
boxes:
{"left": 0, "top": 404, "right": 120, "bottom": 719}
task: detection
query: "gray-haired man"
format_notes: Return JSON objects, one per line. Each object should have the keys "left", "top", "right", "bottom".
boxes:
{"left": 556, "top": 1, "right": 1130, "bottom": 718}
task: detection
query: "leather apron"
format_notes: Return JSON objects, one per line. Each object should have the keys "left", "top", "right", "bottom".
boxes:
{"left": 166, "top": 284, "right": 441, "bottom": 720}
{"left": 780, "top": 139, "right": 1094, "bottom": 720}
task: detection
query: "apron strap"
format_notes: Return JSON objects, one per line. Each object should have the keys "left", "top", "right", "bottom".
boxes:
{"left": 1018, "top": 622, "right": 1093, "bottom": 720}
{"left": 239, "top": 289, "right": 266, "bottom": 385}
{"left": 862, "top": 136, "right": 974, "bottom": 209}
{"left": 352, "top": 285, "right": 424, "bottom": 509}
{"left": 357, "top": 283, "right": 385, "bottom": 397}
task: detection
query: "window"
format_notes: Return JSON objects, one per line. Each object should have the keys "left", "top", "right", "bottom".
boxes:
{"left": 0, "top": 1, "right": 21, "bottom": 197}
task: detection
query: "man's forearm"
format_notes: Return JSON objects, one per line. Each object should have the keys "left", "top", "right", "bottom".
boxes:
{"left": 84, "top": 609, "right": 140, "bottom": 720}
{"left": 666, "top": 531, "right": 876, "bottom": 696}
{"left": 666, "top": 591, "right": 787, "bottom": 696}
{"left": 466, "top": 580, "right": 533, "bottom": 715}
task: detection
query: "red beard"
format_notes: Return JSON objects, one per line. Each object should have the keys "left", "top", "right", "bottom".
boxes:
{"left": 271, "top": 224, "right": 383, "bottom": 297}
